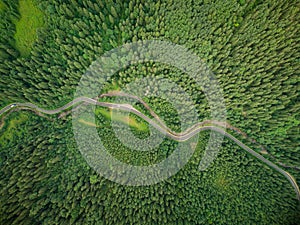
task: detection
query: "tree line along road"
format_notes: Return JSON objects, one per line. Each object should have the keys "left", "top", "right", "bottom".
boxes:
{"left": 0, "top": 93, "right": 299, "bottom": 202}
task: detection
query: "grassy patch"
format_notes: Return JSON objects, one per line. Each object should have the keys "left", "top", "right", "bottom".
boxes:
{"left": 0, "top": 0, "right": 6, "bottom": 13}
{"left": 78, "top": 119, "right": 98, "bottom": 127}
{"left": 0, "top": 112, "right": 28, "bottom": 143}
{"left": 13, "top": 0, "right": 44, "bottom": 57}
{"left": 95, "top": 107, "right": 149, "bottom": 132}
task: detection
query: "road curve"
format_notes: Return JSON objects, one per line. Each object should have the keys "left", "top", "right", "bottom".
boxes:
{"left": 1, "top": 98, "right": 299, "bottom": 201}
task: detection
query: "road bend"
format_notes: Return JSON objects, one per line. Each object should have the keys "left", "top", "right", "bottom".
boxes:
{"left": 0, "top": 97, "right": 299, "bottom": 201}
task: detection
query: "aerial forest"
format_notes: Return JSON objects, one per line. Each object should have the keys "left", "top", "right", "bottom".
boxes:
{"left": 0, "top": 0, "right": 299, "bottom": 224}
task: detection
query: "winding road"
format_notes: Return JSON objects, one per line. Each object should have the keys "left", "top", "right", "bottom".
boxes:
{"left": 1, "top": 95, "right": 299, "bottom": 202}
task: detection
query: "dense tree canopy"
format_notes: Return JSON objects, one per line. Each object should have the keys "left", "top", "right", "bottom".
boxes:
{"left": 0, "top": 0, "right": 299, "bottom": 224}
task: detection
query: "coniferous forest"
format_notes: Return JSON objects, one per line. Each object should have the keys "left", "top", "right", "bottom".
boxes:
{"left": 0, "top": 0, "right": 299, "bottom": 224}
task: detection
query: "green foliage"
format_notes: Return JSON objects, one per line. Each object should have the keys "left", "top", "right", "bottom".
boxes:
{"left": 95, "top": 107, "right": 149, "bottom": 132}
{"left": 12, "top": 0, "right": 45, "bottom": 57}
{"left": 0, "top": 112, "right": 28, "bottom": 145}
{"left": 89, "top": 175, "right": 98, "bottom": 184}
{"left": 0, "top": 117, "right": 299, "bottom": 224}
{"left": 0, "top": 0, "right": 299, "bottom": 224}
{"left": 0, "top": 0, "right": 6, "bottom": 13}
